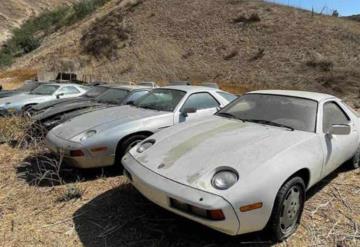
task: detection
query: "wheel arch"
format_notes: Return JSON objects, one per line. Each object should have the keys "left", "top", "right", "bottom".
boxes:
{"left": 285, "top": 168, "right": 311, "bottom": 190}
{"left": 114, "top": 130, "right": 154, "bottom": 164}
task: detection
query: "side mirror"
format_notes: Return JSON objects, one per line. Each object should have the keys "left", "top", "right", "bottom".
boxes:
{"left": 327, "top": 124, "right": 351, "bottom": 135}
{"left": 56, "top": 93, "right": 64, "bottom": 99}
{"left": 181, "top": 107, "right": 197, "bottom": 117}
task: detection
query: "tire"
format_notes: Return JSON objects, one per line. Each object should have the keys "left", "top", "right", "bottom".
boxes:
{"left": 115, "top": 134, "right": 149, "bottom": 168}
{"left": 22, "top": 104, "right": 36, "bottom": 117}
{"left": 267, "top": 176, "right": 306, "bottom": 242}
{"left": 350, "top": 147, "right": 360, "bottom": 169}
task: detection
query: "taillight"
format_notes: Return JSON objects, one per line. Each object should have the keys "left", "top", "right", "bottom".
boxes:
{"left": 70, "top": 150, "right": 85, "bottom": 157}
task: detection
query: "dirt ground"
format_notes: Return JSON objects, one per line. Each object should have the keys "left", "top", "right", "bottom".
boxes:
{"left": 0, "top": 142, "right": 359, "bottom": 247}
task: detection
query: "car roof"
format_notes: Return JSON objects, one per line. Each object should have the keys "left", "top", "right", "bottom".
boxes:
{"left": 160, "top": 85, "right": 223, "bottom": 94}
{"left": 248, "top": 90, "right": 336, "bottom": 102}
{"left": 41, "top": 83, "right": 82, "bottom": 87}
{"left": 101, "top": 84, "right": 151, "bottom": 90}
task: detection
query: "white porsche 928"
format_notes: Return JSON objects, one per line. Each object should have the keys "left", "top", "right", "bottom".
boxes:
{"left": 122, "top": 90, "right": 360, "bottom": 241}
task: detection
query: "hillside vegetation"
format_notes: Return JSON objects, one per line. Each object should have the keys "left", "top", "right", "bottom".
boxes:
{"left": 346, "top": 15, "right": 360, "bottom": 22}
{"left": 0, "top": 0, "right": 111, "bottom": 67}
{"left": 4, "top": 0, "right": 360, "bottom": 108}
{"left": 0, "top": 0, "right": 76, "bottom": 45}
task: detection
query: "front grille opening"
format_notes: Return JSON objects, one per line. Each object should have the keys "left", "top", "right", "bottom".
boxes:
{"left": 170, "top": 198, "right": 225, "bottom": 221}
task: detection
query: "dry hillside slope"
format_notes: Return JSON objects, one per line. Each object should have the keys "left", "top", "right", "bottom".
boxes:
{"left": 0, "top": 0, "right": 76, "bottom": 45}
{"left": 10, "top": 0, "right": 360, "bottom": 106}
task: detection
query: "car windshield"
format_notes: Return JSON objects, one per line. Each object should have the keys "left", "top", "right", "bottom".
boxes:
{"left": 84, "top": 86, "right": 109, "bottom": 98}
{"left": 30, "top": 85, "right": 60, "bottom": 95}
{"left": 133, "top": 89, "right": 186, "bottom": 112}
{"left": 216, "top": 94, "right": 318, "bottom": 132}
{"left": 95, "top": 88, "right": 130, "bottom": 105}
{"left": 16, "top": 82, "right": 39, "bottom": 92}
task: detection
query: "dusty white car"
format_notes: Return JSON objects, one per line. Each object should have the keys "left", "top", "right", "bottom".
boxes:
{"left": 0, "top": 83, "right": 88, "bottom": 114}
{"left": 46, "top": 86, "right": 236, "bottom": 169}
{"left": 123, "top": 90, "right": 360, "bottom": 241}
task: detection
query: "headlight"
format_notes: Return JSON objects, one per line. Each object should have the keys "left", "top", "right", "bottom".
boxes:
{"left": 79, "top": 130, "right": 97, "bottom": 142}
{"left": 137, "top": 139, "right": 155, "bottom": 153}
{"left": 211, "top": 169, "right": 238, "bottom": 190}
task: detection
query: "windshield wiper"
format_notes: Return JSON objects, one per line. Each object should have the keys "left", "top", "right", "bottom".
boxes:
{"left": 242, "top": 119, "right": 294, "bottom": 131}
{"left": 140, "top": 105, "right": 160, "bottom": 111}
{"left": 216, "top": 112, "right": 240, "bottom": 120}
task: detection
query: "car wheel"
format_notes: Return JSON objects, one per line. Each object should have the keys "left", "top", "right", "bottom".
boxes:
{"left": 267, "top": 176, "right": 305, "bottom": 242}
{"left": 22, "top": 104, "right": 36, "bottom": 117}
{"left": 350, "top": 147, "right": 360, "bottom": 169}
{"left": 115, "top": 134, "right": 149, "bottom": 167}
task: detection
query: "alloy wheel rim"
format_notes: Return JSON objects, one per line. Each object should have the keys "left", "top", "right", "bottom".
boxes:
{"left": 279, "top": 185, "right": 302, "bottom": 235}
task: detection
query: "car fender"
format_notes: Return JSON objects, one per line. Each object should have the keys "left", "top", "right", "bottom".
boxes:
{"left": 222, "top": 134, "right": 323, "bottom": 234}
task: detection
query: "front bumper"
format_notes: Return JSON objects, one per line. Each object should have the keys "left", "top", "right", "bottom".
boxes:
{"left": 45, "top": 131, "right": 114, "bottom": 169}
{"left": 122, "top": 153, "right": 240, "bottom": 235}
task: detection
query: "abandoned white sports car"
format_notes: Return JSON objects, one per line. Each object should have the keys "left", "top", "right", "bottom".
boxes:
{"left": 123, "top": 90, "right": 360, "bottom": 241}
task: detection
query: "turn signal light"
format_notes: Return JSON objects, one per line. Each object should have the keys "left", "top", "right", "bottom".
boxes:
{"left": 91, "top": 146, "right": 108, "bottom": 153}
{"left": 70, "top": 150, "right": 85, "bottom": 157}
{"left": 207, "top": 209, "right": 225, "bottom": 220}
{"left": 240, "top": 202, "right": 263, "bottom": 212}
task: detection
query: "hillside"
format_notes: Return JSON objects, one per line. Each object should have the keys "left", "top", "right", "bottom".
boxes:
{"left": 0, "top": 0, "right": 76, "bottom": 45}
{"left": 347, "top": 14, "right": 360, "bottom": 22}
{"left": 6, "top": 0, "right": 360, "bottom": 108}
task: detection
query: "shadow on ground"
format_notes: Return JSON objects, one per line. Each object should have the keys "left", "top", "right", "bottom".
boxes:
{"left": 72, "top": 162, "right": 356, "bottom": 247}
{"left": 306, "top": 162, "right": 354, "bottom": 200}
{"left": 16, "top": 152, "right": 121, "bottom": 187}
{"left": 73, "top": 185, "right": 272, "bottom": 247}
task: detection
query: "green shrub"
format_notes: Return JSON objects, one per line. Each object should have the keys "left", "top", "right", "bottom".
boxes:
{"left": 0, "top": 0, "right": 110, "bottom": 68}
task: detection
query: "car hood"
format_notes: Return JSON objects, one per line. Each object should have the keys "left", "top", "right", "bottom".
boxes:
{"left": 131, "top": 116, "right": 314, "bottom": 190}
{"left": 51, "top": 105, "right": 170, "bottom": 139}
{"left": 0, "top": 93, "right": 48, "bottom": 106}
{"left": 0, "top": 91, "right": 19, "bottom": 99}
{"left": 32, "top": 97, "right": 88, "bottom": 111}
{"left": 32, "top": 100, "right": 101, "bottom": 121}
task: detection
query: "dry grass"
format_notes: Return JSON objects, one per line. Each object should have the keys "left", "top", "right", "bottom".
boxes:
{"left": 0, "top": 116, "right": 31, "bottom": 145}
{"left": 0, "top": 68, "right": 37, "bottom": 90}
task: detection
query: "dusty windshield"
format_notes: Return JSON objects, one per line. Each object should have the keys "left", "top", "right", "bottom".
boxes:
{"left": 217, "top": 94, "right": 318, "bottom": 132}
{"left": 85, "top": 86, "right": 108, "bottom": 98}
{"left": 95, "top": 88, "right": 129, "bottom": 105}
{"left": 133, "top": 89, "right": 186, "bottom": 112}
{"left": 30, "top": 85, "right": 60, "bottom": 95}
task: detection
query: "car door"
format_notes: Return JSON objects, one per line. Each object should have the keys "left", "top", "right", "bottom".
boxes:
{"left": 320, "top": 100, "right": 358, "bottom": 177}
{"left": 56, "top": 86, "right": 82, "bottom": 99}
{"left": 175, "top": 92, "right": 220, "bottom": 123}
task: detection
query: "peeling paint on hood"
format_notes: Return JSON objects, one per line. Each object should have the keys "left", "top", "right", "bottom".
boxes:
{"left": 132, "top": 116, "right": 314, "bottom": 191}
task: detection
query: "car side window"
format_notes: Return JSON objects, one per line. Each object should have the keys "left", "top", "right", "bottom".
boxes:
{"left": 57, "top": 86, "right": 80, "bottom": 95}
{"left": 124, "top": 90, "right": 149, "bottom": 103}
{"left": 323, "top": 102, "right": 350, "bottom": 133}
{"left": 182, "top": 92, "right": 220, "bottom": 110}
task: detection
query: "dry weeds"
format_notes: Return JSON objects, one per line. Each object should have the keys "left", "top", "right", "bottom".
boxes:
{"left": 0, "top": 68, "right": 37, "bottom": 90}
